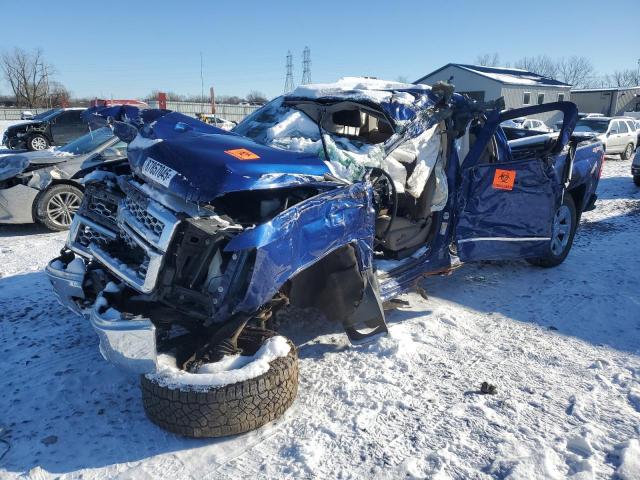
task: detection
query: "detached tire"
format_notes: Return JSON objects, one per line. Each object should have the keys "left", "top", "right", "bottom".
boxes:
{"left": 527, "top": 194, "right": 577, "bottom": 268}
{"left": 141, "top": 333, "right": 298, "bottom": 438}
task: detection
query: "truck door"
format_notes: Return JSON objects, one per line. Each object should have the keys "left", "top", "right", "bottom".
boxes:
{"left": 454, "top": 102, "right": 576, "bottom": 261}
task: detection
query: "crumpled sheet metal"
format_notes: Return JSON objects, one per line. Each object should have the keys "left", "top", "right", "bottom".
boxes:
{"left": 0, "top": 156, "right": 29, "bottom": 181}
{"left": 225, "top": 181, "right": 375, "bottom": 313}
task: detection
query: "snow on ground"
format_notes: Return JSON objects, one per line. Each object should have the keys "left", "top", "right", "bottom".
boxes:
{"left": 1, "top": 158, "right": 639, "bottom": 479}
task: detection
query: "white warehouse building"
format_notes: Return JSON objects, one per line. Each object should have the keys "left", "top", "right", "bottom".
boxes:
{"left": 415, "top": 63, "right": 572, "bottom": 125}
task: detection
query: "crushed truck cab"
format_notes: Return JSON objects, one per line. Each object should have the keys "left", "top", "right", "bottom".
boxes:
{"left": 46, "top": 78, "right": 604, "bottom": 437}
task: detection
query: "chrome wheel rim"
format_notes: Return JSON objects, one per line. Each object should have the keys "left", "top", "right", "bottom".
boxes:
{"left": 47, "top": 192, "right": 81, "bottom": 227}
{"left": 31, "top": 136, "right": 47, "bottom": 150}
{"left": 550, "top": 204, "right": 572, "bottom": 256}
{"left": 625, "top": 144, "right": 632, "bottom": 158}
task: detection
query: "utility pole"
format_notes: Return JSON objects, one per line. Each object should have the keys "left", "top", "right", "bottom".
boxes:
{"left": 301, "top": 46, "right": 311, "bottom": 85}
{"left": 200, "top": 52, "right": 205, "bottom": 113}
{"left": 284, "top": 51, "right": 294, "bottom": 93}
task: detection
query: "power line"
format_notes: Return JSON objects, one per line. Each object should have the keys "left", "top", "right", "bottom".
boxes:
{"left": 284, "top": 50, "right": 294, "bottom": 93}
{"left": 301, "top": 46, "right": 311, "bottom": 85}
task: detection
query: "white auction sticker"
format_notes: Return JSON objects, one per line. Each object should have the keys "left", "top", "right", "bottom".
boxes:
{"left": 141, "top": 157, "right": 177, "bottom": 187}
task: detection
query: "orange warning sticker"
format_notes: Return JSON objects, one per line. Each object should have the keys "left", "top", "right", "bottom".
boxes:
{"left": 493, "top": 169, "right": 516, "bottom": 190}
{"left": 224, "top": 148, "right": 260, "bottom": 161}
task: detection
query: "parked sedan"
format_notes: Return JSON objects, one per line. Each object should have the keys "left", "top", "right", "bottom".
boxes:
{"left": 2, "top": 108, "right": 88, "bottom": 151}
{"left": 0, "top": 127, "right": 129, "bottom": 230}
{"left": 196, "top": 113, "right": 237, "bottom": 130}
{"left": 520, "top": 118, "right": 553, "bottom": 133}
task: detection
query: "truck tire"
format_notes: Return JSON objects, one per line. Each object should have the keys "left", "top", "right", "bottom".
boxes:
{"left": 27, "top": 134, "right": 50, "bottom": 151}
{"left": 35, "top": 184, "right": 83, "bottom": 231}
{"left": 634, "top": 175, "right": 640, "bottom": 187}
{"left": 527, "top": 194, "right": 577, "bottom": 268}
{"left": 621, "top": 143, "right": 634, "bottom": 160}
{"left": 141, "top": 332, "right": 298, "bottom": 438}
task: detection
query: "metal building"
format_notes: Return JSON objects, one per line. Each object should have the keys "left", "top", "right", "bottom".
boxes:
{"left": 570, "top": 87, "right": 640, "bottom": 117}
{"left": 415, "top": 63, "right": 572, "bottom": 125}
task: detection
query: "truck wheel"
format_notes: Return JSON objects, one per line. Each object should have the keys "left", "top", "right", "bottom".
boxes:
{"left": 621, "top": 143, "right": 634, "bottom": 160}
{"left": 35, "top": 184, "right": 83, "bottom": 231}
{"left": 27, "top": 134, "right": 50, "bottom": 151}
{"left": 634, "top": 175, "right": 640, "bottom": 187}
{"left": 141, "top": 331, "right": 298, "bottom": 438}
{"left": 527, "top": 194, "right": 577, "bottom": 268}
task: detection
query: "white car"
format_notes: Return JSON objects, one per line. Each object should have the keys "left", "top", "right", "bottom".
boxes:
{"left": 574, "top": 117, "right": 637, "bottom": 159}
{"left": 520, "top": 118, "right": 553, "bottom": 132}
{"left": 196, "top": 114, "right": 236, "bottom": 131}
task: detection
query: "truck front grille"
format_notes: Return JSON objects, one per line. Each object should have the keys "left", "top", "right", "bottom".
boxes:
{"left": 124, "top": 195, "right": 164, "bottom": 237}
{"left": 68, "top": 181, "right": 180, "bottom": 294}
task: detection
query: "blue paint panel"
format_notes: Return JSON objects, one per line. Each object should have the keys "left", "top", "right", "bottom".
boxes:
{"left": 225, "top": 182, "right": 375, "bottom": 313}
{"left": 456, "top": 159, "right": 561, "bottom": 261}
{"left": 84, "top": 106, "right": 331, "bottom": 202}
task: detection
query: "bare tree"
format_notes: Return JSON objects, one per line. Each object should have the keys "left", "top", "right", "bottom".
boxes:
{"left": 1, "top": 48, "right": 55, "bottom": 107}
{"left": 514, "top": 55, "right": 558, "bottom": 79}
{"left": 246, "top": 90, "right": 268, "bottom": 104}
{"left": 604, "top": 69, "right": 640, "bottom": 88}
{"left": 49, "top": 81, "right": 70, "bottom": 107}
{"left": 475, "top": 53, "right": 501, "bottom": 67}
{"left": 555, "top": 56, "right": 594, "bottom": 87}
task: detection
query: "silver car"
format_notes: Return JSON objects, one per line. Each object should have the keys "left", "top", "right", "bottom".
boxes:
{"left": 0, "top": 127, "right": 128, "bottom": 230}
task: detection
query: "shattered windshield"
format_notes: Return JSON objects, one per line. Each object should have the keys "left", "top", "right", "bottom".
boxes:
{"left": 234, "top": 97, "right": 387, "bottom": 181}
{"left": 57, "top": 127, "right": 113, "bottom": 155}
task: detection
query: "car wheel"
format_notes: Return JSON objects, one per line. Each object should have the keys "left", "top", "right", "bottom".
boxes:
{"left": 141, "top": 329, "right": 298, "bottom": 438}
{"left": 35, "top": 184, "right": 83, "bottom": 231}
{"left": 621, "top": 143, "right": 634, "bottom": 160}
{"left": 634, "top": 175, "right": 640, "bottom": 187}
{"left": 527, "top": 194, "right": 577, "bottom": 268}
{"left": 27, "top": 134, "right": 50, "bottom": 151}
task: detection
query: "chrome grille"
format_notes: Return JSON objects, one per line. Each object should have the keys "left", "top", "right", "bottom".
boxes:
{"left": 76, "top": 224, "right": 110, "bottom": 247}
{"left": 88, "top": 197, "right": 118, "bottom": 222}
{"left": 124, "top": 195, "right": 164, "bottom": 237}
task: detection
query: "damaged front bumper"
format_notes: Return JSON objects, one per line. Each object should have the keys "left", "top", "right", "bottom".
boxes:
{"left": 46, "top": 254, "right": 158, "bottom": 373}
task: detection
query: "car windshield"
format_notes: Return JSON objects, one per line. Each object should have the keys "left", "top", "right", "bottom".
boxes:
{"left": 33, "top": 108, "right": 59, "bottom": 120}
{"left": 57, "top": 127, "right": 113, "bottom": 155}
{"left": 574, "top": 119, "right": 609, "bottom": 134}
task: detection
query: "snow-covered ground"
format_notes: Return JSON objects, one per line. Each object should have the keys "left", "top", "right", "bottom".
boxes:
{"left": 1, "top": 158, "right": 639, "bottom": 479}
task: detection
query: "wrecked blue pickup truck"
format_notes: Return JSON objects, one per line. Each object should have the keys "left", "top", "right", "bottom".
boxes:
{"left": 46, "top": 78, "right": 603, "bottom": 437}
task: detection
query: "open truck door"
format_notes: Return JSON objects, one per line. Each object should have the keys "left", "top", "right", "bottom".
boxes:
{"left": 454, "top": 102, "right": 578, "bottom": 261}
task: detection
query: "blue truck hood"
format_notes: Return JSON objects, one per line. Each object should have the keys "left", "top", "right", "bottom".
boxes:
{"left": 84, "top": 107, "right": 330, "bottom": 202}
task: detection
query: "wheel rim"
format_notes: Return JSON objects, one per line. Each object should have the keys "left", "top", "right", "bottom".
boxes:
{"left": 550, "top": 204, "right": 572, "bottom": 256}
{"left": 625, "top": 145, "right": 632, "bottom": 158}
{"left": 47, "top": 191, "right": 81, "bottom": 227}
{"left": 31, "top": 137, "right": 47, "bottom": 150}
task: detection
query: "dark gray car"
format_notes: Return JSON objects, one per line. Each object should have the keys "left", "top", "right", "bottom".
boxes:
{"left": 0, "top": 127, "right": 129, "bottom": 231}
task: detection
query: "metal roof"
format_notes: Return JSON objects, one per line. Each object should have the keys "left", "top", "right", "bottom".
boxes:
{"left": 571, "top": 86, "right": 640, "bottom": 93}
{"left": 415, "top": 63, "right": 571, "bottom": 88}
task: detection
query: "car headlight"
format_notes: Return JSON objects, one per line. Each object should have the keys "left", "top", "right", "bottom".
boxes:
{"left": 16, "top": 132, "right": 25, "bottom": 138}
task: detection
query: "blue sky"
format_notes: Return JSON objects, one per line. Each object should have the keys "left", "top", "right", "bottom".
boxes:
{"left": 3, "top": 0, "right": 638, "bottom": 100}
